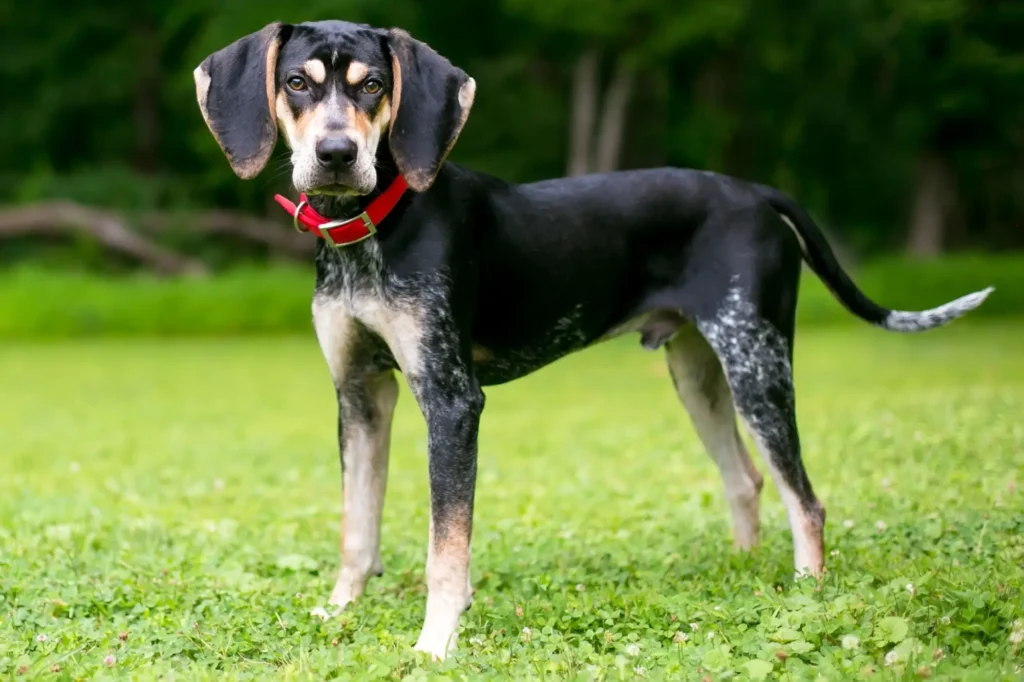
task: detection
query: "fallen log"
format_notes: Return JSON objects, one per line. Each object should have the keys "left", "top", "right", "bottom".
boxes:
{"left": 0, "top": 201, "right": 314, "bottom": 275}
{"left": 136, "top": 209, "right": 312, "bottom": 258}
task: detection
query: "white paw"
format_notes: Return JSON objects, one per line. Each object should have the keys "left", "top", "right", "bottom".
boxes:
{"left": 793, "top": 565, "right": 824, "bottom": 582}
{"left": 328, "top": 572, "right": 366, "bottom": 610}
{"left": 309, "top": 605, "right": 343, "bottom": 621}
{"left": 328, "top": 583, "right": 354, "bottom": 611}
{"left": 414, "top": 628, "right": 458, "bottom": 661}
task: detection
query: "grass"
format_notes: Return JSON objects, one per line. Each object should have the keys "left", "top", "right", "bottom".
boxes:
{"left": 0, "top": 252, "right": 1018, "bottom": 338}
{"left": 1, "top": 322, "right": 1022, "bottom": 680}
{"left": 0, "top": 265, "right": 316, "bottom": 339}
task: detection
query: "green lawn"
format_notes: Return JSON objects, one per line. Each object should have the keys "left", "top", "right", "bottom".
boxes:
{"left": 1, "top": 323, "right": 1022, "bottom": 680}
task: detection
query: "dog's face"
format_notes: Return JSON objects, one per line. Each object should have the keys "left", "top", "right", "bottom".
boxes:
{"left": 193, "top": 21, "right": 476, "bottom": 194}
{"left": 274, "top": 25, "right": 394, "bottom": 195}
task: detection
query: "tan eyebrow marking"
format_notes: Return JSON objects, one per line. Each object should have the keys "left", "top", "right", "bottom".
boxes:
{"left": 304, "top": 59, "right": 327, "bottom": 84}
{"left": 346, "top": 61, "right": 369, "bottom": 85}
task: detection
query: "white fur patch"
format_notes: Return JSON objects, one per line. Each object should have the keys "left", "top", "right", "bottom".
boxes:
{"left": 314, "top": 245, "right": 426, "bottom": 379}
{"left": 312, "top": 297, "right": 354, "bottom": 380}
{"left": 363, "top": 300, "right": 424, "bottom": 376}
{"left": 883, "top": 287, "right": 994, "bottom": 332}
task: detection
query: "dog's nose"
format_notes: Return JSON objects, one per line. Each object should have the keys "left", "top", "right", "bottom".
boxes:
{"left": 315, "top": 136, "right": 359, "bottom": 170}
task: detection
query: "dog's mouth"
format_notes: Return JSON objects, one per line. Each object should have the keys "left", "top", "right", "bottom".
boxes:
{"left": 307, "top": 183, "right": 365, "bottom": 197}
{"left": 303, "top": 172, "right": 377, "bottom": 197}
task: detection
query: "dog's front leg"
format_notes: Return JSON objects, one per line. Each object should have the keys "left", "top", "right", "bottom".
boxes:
{"left": 313, "top": 300, "right": 399, "bottom": 612}
{"left": 329, "top": 370, "right": 398, "bottom": 610}
{"left": 406, "top": 346, "right": 483, "bottom": 660}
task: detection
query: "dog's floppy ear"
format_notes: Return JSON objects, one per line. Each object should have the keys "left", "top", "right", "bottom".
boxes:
{"left": 193, "top": 23, "right": 287, "bottom": 179}
{"left": 386, "top": 29, "right": 476, "bottom": 192}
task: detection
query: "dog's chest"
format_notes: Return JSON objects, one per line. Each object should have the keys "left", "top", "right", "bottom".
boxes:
{"left": 313, "top": 241, "right": 442, "bottom": 375}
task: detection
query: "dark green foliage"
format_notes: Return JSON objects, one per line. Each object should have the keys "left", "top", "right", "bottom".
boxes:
{"left": 0, "top": 0, "right": 1021, "bottom": 269}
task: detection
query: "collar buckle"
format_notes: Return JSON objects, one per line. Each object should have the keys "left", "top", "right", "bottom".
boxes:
{"left": 321, "top": 212, "right": 376, "bottom": 248}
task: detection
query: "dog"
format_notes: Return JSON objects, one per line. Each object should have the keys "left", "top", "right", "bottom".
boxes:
{"left": 193, "top": 19, "right": 994, "bottom": 660}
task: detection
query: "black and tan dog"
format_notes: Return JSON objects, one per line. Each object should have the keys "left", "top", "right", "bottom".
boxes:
{"left": 194, "top": 20, "right": 993, "bottom": 659}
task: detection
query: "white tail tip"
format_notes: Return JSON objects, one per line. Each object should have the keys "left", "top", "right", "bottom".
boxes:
{"left": 883, "top": 286, "right": 994, "bottom": 332}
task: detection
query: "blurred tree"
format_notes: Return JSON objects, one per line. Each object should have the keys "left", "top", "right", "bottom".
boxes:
{"left": 0, "top": 0, "right": 1020, "bottom": 271}
{"left": 505, "top": 0, "right": 748, "bottom": 174}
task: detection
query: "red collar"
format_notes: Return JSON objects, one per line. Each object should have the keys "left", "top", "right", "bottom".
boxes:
{"left": 273, "top": 175, "right": 408, "bottom": 247}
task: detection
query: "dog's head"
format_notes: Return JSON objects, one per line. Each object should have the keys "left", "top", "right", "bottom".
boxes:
{"left": 193, "top": 21, "right": 475, "bottom": 195}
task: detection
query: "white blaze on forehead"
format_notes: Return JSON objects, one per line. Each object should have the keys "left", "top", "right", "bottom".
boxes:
{"left": 304, "top": 59, "right": 327, "bottom": 83}
{"left": 346, "top": 60, "right": 369, "bottom": 85}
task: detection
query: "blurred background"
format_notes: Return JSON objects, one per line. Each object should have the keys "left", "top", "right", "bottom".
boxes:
{"left": 0, "top": 0, "right": 1020, "bottom": 336}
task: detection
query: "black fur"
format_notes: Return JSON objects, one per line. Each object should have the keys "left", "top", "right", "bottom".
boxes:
{"left": 195, "top": 23, "right": 288, "bottom": 179}
{"left": 386, "top": 28, "right": 475, "bottom": 191}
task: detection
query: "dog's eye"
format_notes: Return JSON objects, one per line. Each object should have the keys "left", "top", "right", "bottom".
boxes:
{"left": 363, "top": 79, "right": 383, "bottom": 95}
{"left": 287, "top": 76, "right": 307, "bottom": 92}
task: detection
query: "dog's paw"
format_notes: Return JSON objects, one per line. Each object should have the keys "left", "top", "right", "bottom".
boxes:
{"left": 328, "top": 583, "right": 355, "bottom": 611}
{"left": 309, "top": 605, "right": 343, "bottom": 621}
{"left": 328, "top": 572, "right": 369, "bottom": 611}
{"left": 413, "top": 629, "right": 457, "bottom": 662}
{"left": 328, "top": 561, "right": 382, "bottom": 610}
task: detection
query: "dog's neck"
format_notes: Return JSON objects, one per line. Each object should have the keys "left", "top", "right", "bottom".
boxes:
{"left": 306, "top": 146, "right": 400, "bottom": 219}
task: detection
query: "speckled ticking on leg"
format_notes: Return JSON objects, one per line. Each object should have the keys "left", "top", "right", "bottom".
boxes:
{"left": 696, "top": 285, "right": 825, "bottom": 577}
{"left": 695, "top": 287, "right": 798, "bottom": 475}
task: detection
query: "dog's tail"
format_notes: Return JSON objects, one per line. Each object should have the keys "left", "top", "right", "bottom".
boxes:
{"left": 753, "top": 183, "right": 993, "bottom": 332}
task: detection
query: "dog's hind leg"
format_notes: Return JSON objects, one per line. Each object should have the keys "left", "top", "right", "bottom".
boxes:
{"left": 696, "top": 286, "right": 826, "bottom": 578}
{"left": 665, "top": 325, "right": 764, "bottom": 550}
